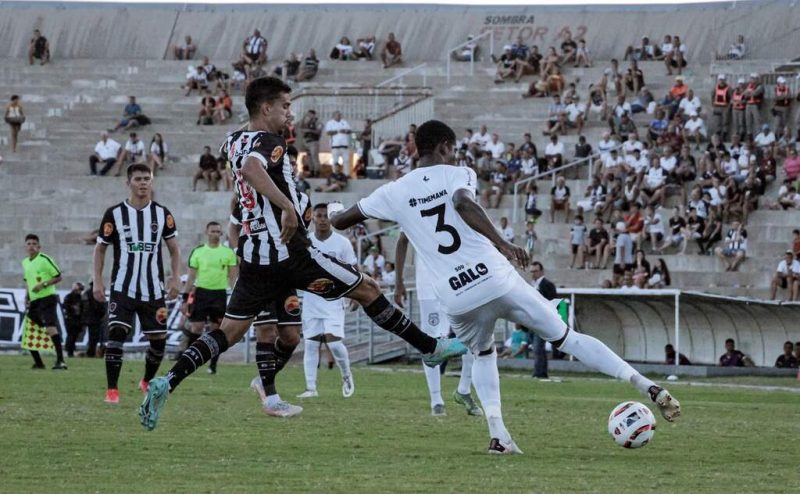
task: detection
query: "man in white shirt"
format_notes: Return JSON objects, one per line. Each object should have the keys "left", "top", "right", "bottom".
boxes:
{"left": 298, "top": 204, "right": 358, "bottom": 398}
{"left": 331, "top": 119, "right": 680, "bottom": 454}
{"left": 498, "top": 216, "right": 515, "bottom": 243}
{"left": 596, "top": 132, "right": 616, "bottom": 161}
{"left": 754, "top": 123, "right": 776, "bottom": 149}
{"left": 544, "top": 134, "right": 565, "bottom": 169}
{"left": 660, "top": 146, "right": 678, "bottom": 175}
{"left": 683, "top": 112, "right": 707, "bottom": 147}
{"left": 564, "top": 96, "right": 586, "bottom": 135}
{"left": 625, "top": 148, "right": 649, "bottom": 177}
{"left": 468, "top": 125, "right": 491, "bottom": 154}
{"left": 324, "top": 111, "right": 352, "bottom": 175}
{"left": 601, "top": 148, "right": 628, "bottom": 180}
{"left": 622, "top": 132, "right": 643, "bottom": 156}
{"left": 90, "top": 132, "right": 121, "bottom": 176}
{"left": 485, "top": 133, "right": 505, "bottom": 159}
{"left": 770, "top": 250, "right": 800, "bottom": 301}
{"left": 114, "top": 132, "right": 146, "bottom": 175}
{"left": 678, "top": 89, "right": 702, "bottom": 118}
{"left": 362, "top": 245, "right": 385, "bottom": 277}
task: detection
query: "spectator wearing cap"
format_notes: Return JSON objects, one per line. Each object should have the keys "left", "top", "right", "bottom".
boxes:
{"left": 711, "top": 74, "right": 732, "bottom": 140}
{"left": 771, "top": 250, "right": 800, "bottom": 301}
{"left": 772, "top": 76, "right": 792, "bottom": 135}
{"left": 743, "top": 73, "right": 763, "bottom": 137}
{"left": 731, "top": 78, "right": 747, "bottom": 138}
{"left": 494, "top": 45, "right": 516, "bottom": 83}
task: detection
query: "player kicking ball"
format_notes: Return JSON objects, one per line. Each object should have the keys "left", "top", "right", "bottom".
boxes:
{"left": 331, "top": 120, "right": 681, "bottom": 454}
{"left": 395, "top": 233, "right": 481, "bottom": 417}
{"left": 139, "top": 77, "right": 466, "bottom": 430}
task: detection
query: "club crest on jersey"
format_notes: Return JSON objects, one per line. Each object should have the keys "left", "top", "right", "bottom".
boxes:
{"left": 428, "top": 312, "right": 440, "bottom": 327}
{"left": 150, "top": 222, "right": 159, "bottom": 234}
{"left": 166, "top": 214, "right": 175, "bottom": 229}
{"left": 103, "top": 222, "right": 114, "bottom": 237}
{"left": 109, "top": 302, "right": 117, "bottom": 313}
{"left": 271, "top": 146, "right": 284, "bottom": 163}
{"left": 284, "top": 295, "right": 301, "bottom": 316}
{"left": 307, "top": 278, "right": 334, "bottom": 295}
{"left": 155, "top": 307, "right": 168, "bottom": 325}
{"left": 449, "top": 263, "right": 489, "bottom": 290}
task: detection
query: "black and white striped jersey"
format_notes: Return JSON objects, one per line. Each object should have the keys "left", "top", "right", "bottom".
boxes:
{"left": 230, "top": 189, "right": 312, "bottom": 230}
{"left": 97, "top": 200, "right": 177, "bottom": 301}
{"left": 221, "top": 130, "right": 310, "bottom": 265}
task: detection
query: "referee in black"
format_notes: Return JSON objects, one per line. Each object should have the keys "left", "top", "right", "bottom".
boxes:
{"left": 93, "top": 163, "right": 181, "bottom": 404}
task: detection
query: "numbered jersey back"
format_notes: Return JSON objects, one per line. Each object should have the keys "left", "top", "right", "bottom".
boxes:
{"left": 357, "top": 165, "right": 515, "bottom": 315}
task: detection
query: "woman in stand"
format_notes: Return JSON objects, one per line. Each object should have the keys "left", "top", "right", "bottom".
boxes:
{"left": 148, "top": 133, "right": 168, "bottom": 175}
{"left": 4, "top": 95, "right": 25, "bottom": 153}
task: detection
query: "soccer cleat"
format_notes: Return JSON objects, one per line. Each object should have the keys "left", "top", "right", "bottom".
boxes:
{"left": 342, "top": 375, "right": 355, "bottom": 398}
{"left": 453, "top": 390, "right": 484, "bottom": 416}
{"left": 263, "top": 400, "right": 303, "bottom": 418}
{"left": 422, "top": 338, "right": 468, "bottom": 368}
{"left": 52, "top": 361, "right": 68, "bottom": 370}
{"left": 104, "top": 388, "right": 120, "bottom": 404}
{"left": 139, "top": 377, "right": 170, "bottom": 431}
{"left": 431, "top": 404, "right": 447, "bottom": 417}
{"left": 296, "top": 389, "right": 319, "bottom": 398}
{"left": 138, "top": 379, "right": 149, "bottom": 394}
{"left": 649, "top": 385, "right": 681, "bottom": 422}
{"left": 32, "top": 363, "right": 45, "bottom": 370}
{"left": 207, "top": 367, "right": 217, "bottom": 375}
{"left": 488, "top": 438, "right": 524, "bottom": 455}
{"left": 250, "top": 377, "right": 267, "bottom": 402}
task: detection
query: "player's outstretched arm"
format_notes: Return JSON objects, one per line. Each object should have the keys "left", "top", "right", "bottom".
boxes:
{"left": 93, "top": 243, "right": 108, "bottom": 302}
{"left": 329, "top": 204, "right": 367, "bottom": 231}
{"left": 453, "top": 189, "right": 529, "bottom": 268}
{"left": 393, "top": 232, "right": 409, "bottom": 307}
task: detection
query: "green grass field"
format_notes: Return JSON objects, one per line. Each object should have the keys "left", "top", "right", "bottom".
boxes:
{"left": 1, "top": 355, "right": 799, "bottom": 493}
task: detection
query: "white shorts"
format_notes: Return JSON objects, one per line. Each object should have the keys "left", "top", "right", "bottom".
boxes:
{"left": 303, "top": 317, "right": 345, "bottom": 339}
{"left": 448, "top": 273, "right": 568, "bottom": 353}
{"left": 418, "top": 298, "right": 448, "bottom": 338}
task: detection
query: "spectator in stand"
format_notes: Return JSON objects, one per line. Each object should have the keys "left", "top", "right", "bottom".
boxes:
{"left": 295, "top": 49, "right": 319, "bottom": 82}
{"left": 630, "top": 86, "right": 655, "bottom": 115}
{"left": 4, "top": 95, "right": 25, "bottom": 153}
{"left": 783, "top": 147, "right": 800, "bottom": 181}
{"left": 213, "top": 89, "right": 233, "bottom": 124}
{"left": 519, "top": 148, "right": 538, "bottom": 179}
{"left": 546, "top": 66, "right": 566, "bottom": 96}
{"left": 623, "top": 36, "right": 655, "bottom": 61}
{"left": 114, "top": 132, "right": 146, "bottom": 176}
{"left": 197, "top": 95, "right": 216, "bottom": 125}
{"left": 524, "top": 182, "right": 542, "bottom": 221}
{"left": 771, "top": 250, "right": 800, "bottom": 301}
{"left": 655, "top": 34, "right": 672, "bottom": 61}
{"left": 299, "top": 110, "right": 322, "bottom": 177}
{"left": 683, "top": 112, "right": 707, "bottom": 148}
{"left": 331, "top": 37, "right": 354, "bottom": 60}
{"left": 524, "top": 220, "right": 538, "bottom": 255}
{"left": 658, "top": 206, "right": 685, "bottom": 252}
{"left": 494, "top": 45, "right": 517, "bottom": 83}
{"left": 355, "top": 35, "right": 376, "bottom": 60}
{"left": 623, "top": 60, "right": 645, "bottom": 95}
{"left": 519, "top": 132, "right": 538, "bottom": 160}
{"left": 726, "top": 35, "right": 746, "bottom": 60}
{"left": 775, "top": 341, "right": 798, "bottom": 368}
{"left": 574, "top": 39, "right": 592, "bottom": 67}
{"left": 678, "top": 89, "right": 702, "bottom": 120}
{"left": 648, "top": 258, "right": 671, "bottom": 288}
{"left": 631, "top": 249, "right": 651, "bottom": 288}
{"left": 576, "top": 176, "right": 606, "bottom": 219}
{"left": 774, "top": 183, "right": 799, "bottom": 210}
{"left": 315, "top": 164, "right": 349, "bottom": 192}
{"left": 468, "top": 125, "right": 491, "bottom": 156}
{"left": 664, "top": 344, "right": 690, "bottom": 365}
{"left": 743, "top": 73, "right": 763, "bottom": 137}
{"left": 362, "top": 245, "right": 385, "bottom": 278}
{"left": 771, "top": 76, "right": 792, "bottom": 135}
{"left": 485, "top": 133, "right": 505, "bottom": 159}
{"left": 273, "top": 53, "right": 301, "bottom": 82}
{"left": 452, "top": 34, "right": 478, "bottom": 62}
{"left": 89, "top": 132, "right": 121, "bottom": 176}
{"left": 148, "top": 133, "right": 168, "bottom": 174}
{"left": 642, "top": 205, "right": 664, "bottom": 252}
{"left": 183, "top": 65, "right": 208, "bottom": 96}
{"left": 793, "top": 229, "right": 800, "bottom": 257}
{"left": 544, "top": 95, "right": 567, "bottom": 135}
{"left": 569, "top": 215, "right": 587, "bottom": 269}
{"left": 648, "top": 108, "right": 669, "bottom": 144}
{"left": 715, "top": 220, "right": 747, "bottom": 271}
{"left": 513, "top": 45, "right": 542, "bottom": 82}
{"left": 217, "top": 155, "right": 232, "bottom": 191}
{"left": 613, "top": 221, "right": 634, "bottom": 286}
{"left": 193, "top": 146, "right": 220, "bottom": 191}
{"left": 325, "top": 111, "right": 352, "bottom": 175}
{"left": 108, "top": 96, "right": 148, "bottom": 133}
{"left": 624, "top": 202, "right": 645, "bottom": 249}
{"left": 498, "top": 216, "right": 515, "bottom": 243}
{"left": 482, "top": 161, "right": 509, "bottom": 208}
{"left": 664, "top": 35, "right": 688, "bottom": 75}
{"left": 540, "top": 46, "right": 560, "bottom": 78}
{"left": 173, "top": 35, "right": 197, "bottom": 60}
{"left": 28, "top": 29, "right": 50, "bottom": 65}
{"left": 640, "top": 156, "right": 668, "bottom": 206}
{"left": 544, "top": 133, "right": 565, "bottom": 170}
{"left": 559, "top": 30, "right": 578, "bottom": 64}
{"left": 698, "top": 211, "right": 722, "bottom": 255}
{"left": 549, "top": 175, "right": 571, "bottom": 224}
{"left": 574, "top": 135, "right": 593, "bottom": 161}
{"left": 241, "top": 29, "right": 268, "bottom": 67}
{"left": 755, "top": 123, "right": 776, "bottom": 153}
{"left": 586, "top": 217, "right": 610, "bottom": 269}
{"left": 719, "top": 338, "right": 752, "bottom": 367}
{"left": 381, "top": 33, "right": 403, "bottom": 68}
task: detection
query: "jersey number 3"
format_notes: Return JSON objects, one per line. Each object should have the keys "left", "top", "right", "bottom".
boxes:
{"left": 420, "top": 204, "right": 461, "bottom": 254}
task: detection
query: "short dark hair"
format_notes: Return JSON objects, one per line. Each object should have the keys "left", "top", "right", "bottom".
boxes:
{"left": 11, "top": 94, "right": 20, "bottom": 101}
{"left": 287, "top": 145, "right": 298, "bottom": 158}
{"left": 415, "top": 120, "right": 456, "bottom": 158}
{"left": 532, "top": 261, "right": 544, "bottom": 271}
{"left": 313, "top": 203, "right": 328, "bottom": 211}
{"left": 245, "top": 76, "right": 292, "bottom": 117}
{"left": 127, "top": 163, "right": 152, "bottom": 179}
{"left": 206, "top": 221, "right": 221, "bottom": 229}
{"left": 25, "top": 233, "right": 39, "bottom": 243}
{"left": 725, "top": 338, "right": 735, "bottom": 345}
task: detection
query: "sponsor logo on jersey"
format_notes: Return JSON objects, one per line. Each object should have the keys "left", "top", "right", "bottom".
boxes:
{"left": 126, "top": 241, "right": 158, "bottom": 253}
{"left": 408, "top": 189, "right": 448, "bottom": 208}
{"left": 284, "top": 295, "right": 301, "bottom": 316}
{"left": 155, "top": 307, "right": 168, "bottom": 325}
{"left": 307, "top": 278, "right": 335, "bottom": 295}
{"left": 166, "top": 214, "right": 175, "bottom": 229}
{"left": 103, "top": 222, "right": 114, "bottom": 237}
{"left": 242, "top": 217, "right": 268, "bottom": 235}
{"left": 448, "top": 263, "right": 489, "bottom": 290}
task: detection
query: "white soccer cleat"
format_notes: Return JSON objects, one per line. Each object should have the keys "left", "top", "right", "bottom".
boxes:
{"left": 431, "top": 404, "right": 447, "bottom": 417}
{"left": 342, "top": 375, "right": 355, "bottom": 398}
{"left": 250, "top": 377, "right": 266, "bottom": 402}
{"left": 650, "top": 386, "right": 681, "bottom": 422}
{"left": 488, "top": 438, "right": 524, "bottom": 455}
{"left": 297, "top": 389, "right": 319, "bottom": 398}
{"left": 263, "top": 400, "right": 303, "bottom": 418}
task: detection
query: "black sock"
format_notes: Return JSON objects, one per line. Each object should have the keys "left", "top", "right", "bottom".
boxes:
{"left": 50, "top": 333, "right": 64, "bottom": 362}
{"left": 209, "top": 355, "right": 219, "bottom": 372}
{"left": 256, "top": 342, "right": 278, "bottom": 397}
{"left": 166, "top": 329, "right": 229, "bottom": 391}
{"left": 30, "top": 350, "right": 44, "bottom": 367}
{"left": 143, "top": 338, "right": 166, "bottom": 382}
{"left": 274, "top": 338, "right": 297, "bottom": 373}
{"left": 363, "top": 295, "right": 436, "bottom": 354}
{"left": 104, "top": 341, "right": 124, "bottom": 389}
{"left": 184, "top": 332, "right": 200, "bottom": 349}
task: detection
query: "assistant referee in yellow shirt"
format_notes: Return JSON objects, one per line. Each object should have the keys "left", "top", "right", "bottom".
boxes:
{"left": 182, "top": 221, "right": 238, "bottom": 374}
{"left": 22, "top": 233, "right": 66, "bottom": 369}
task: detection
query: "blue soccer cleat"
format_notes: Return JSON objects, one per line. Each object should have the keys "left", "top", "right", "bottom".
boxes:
{"left": 422, "top": 337, "right": 468, "bottom": 368}
{"left": 139, "top": 376, "right": 170, "bottom": 431}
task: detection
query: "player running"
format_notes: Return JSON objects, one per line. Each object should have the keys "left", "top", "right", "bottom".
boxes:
{"left": 94, "top": 163, "right": 181, "bottom": 404}
{"left": 330, "top": 120, "right": 681, "bottom": 454}
{"left": 395, "top": 233, "right": 482, "bottom": 417}
{"left": 139, "top": 77, "right": 465, "bottom": 430}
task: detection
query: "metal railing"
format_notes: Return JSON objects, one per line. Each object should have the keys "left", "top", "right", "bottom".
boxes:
{"left": 370, "top": 95, "right": 434, "bottom": 149}
{"left": 446, "top": 30, "right": 494, "bottom": 84}
{"left": 511, "top": 145, "right": 622, "bottom": 223}
{"left": 376, "top": 63, "right": 428, "bottom": 88}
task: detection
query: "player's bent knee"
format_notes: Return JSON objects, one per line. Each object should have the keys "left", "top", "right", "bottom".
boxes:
{"left": 351, "top": 275, "right": 382, "bottom": 304}
{"left": 108, "top": 324, "right": 129, "bottom": 342}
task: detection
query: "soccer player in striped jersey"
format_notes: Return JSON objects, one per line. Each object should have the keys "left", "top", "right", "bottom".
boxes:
{"left": 140, "top": 77, "right": 465, "bottom": 430}
{"left": 93, "top": 163, "right": 181, "bottom": 405}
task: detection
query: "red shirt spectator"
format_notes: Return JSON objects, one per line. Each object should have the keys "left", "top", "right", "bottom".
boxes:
{"left": 624, "top": 205, "right": 645, "bottom": 235}
{"left": 669, "top": 77, "right": 688, "bottom": 100}
{"left": 784, "top": 148, "right": 800, "bottom": 180}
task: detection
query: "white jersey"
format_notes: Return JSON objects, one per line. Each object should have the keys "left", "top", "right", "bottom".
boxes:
{"left": 301, "top": 231, "right": 356, "bottom": 320}
{"left": 358, "top": 165, "right": 516, "bottom": 315}
{"left": 414, "top": 252, "right": 437, "bottom": 301}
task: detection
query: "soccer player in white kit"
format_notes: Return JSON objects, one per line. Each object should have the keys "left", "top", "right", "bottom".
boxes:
{"left": 332, "top": 120, "right": 681, "bottom": 454}
{"left": 395, "top": 233, "right": 482, "bottom": 417}
{"left": 298, "top": 203, "right": 356, "bottom": 398}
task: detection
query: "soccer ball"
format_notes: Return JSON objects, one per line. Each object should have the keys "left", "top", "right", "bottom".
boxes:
{"left": 607, "top": 401, "right": 656, "bottom": 448}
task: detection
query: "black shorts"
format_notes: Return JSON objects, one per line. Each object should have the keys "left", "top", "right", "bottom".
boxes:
{"left": 226, "top": 247, "right": 362, "bottom": 321}
{"left": 189, "top": 288, "right": 227, "bottom": 324}
{"left": 108, "top": 292, "right": 167, "bottom": 334}
{"left": 27, "top": 294, "right": 59, "bottom": 328}
{"left": 253, "top": 290, "right": 301, "bottom": 327}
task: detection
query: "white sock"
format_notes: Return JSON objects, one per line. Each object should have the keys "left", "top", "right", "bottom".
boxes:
{"left": 327, "top": 340, "right": 351, "bottom": 378}
{"left": 303, "top": 339, "right": 320, "bottom": 391}
{"left": 558, "top": 330, "right": 656, "bottom": 395}
{"left": 423, "top": 363, "right": 443, "bottom": 407}
{"left": 471, "top": 350, "right": 511, "bottom": 443}
{"left": 457, "top": 351, "right": 474, "bottom": 395}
